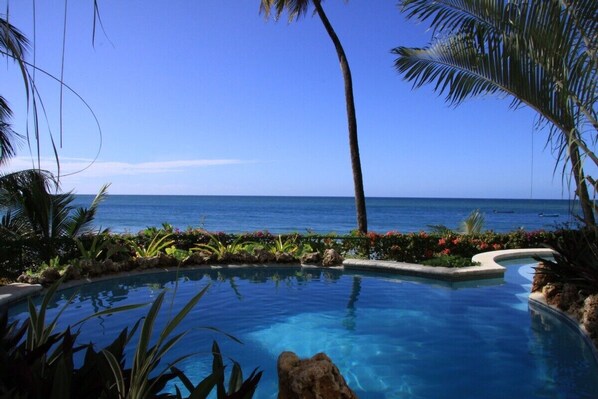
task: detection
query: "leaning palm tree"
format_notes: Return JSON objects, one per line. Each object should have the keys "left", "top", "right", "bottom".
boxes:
{"left": 260, "top": 0, "right": 368, "bottom": 233}
{"left": 393, "top": 0, "right": 597, "bottom": 227}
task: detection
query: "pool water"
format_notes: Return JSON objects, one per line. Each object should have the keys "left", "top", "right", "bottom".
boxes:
{"left": 9, "top": 261, "right": 598, "bottom": 399}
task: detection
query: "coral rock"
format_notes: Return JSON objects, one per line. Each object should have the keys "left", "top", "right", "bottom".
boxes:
{"left": 321, "top": 249, "right": 343, "bottom": 267}
{"left": 275, "top": 252, "right": 296, "bottom": 263}
{"left": 531, "top": 262, "right": 557, "bottom": 292}
{"left": 277, "top": 352, "right": 358, "bottom": 399}
{"left": 300, "top": 252, "right": 321, "bottom": 265}
{"left": 582, "top": 295, "right": 598, "bottom": 340}
{"left": 61, "top": 264, "right": 81, "bottom": 281}
{"left": 40, "top": 268, "right": 61, "bottom": 286}
{"left": 254, "top": 249, "right": 276, "bottom": 264}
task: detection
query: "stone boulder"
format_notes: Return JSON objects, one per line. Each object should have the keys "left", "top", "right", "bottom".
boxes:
{"left": 183, "top": 251, "right": 214, "bottom": 266}
{"left": 300, "top": 252, "right": 321, "bottom": 265}
{"left": 39, "top": 267, "right": 61, "bottom": 286}
{"left": 582, "top": 294, "right": 598, "bottom": 345}
{"left": 61, "top": 264, "right": 81, "bottom": 281}
{"left": 254, "top": 248, "right": 277, "bottom": 264}
{"left": 531, "top": 262, "right": 557, "bottom": 292}
{"left": 277, "top": 352, "right": 358, "bottom": 399}
{"left": 275, "top": 252, "right": 296, "bottom": 263}
{"left": 321, "top": 249, "right": 343, "bottom": 267}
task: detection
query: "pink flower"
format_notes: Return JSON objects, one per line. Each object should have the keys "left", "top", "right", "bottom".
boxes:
{"left": 438, "top": 238, "right": 447, "bottom": 246}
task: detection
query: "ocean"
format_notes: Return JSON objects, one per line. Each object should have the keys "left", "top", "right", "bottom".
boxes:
{"left": 72, "top": 195, "right": 580, "bottom": 234}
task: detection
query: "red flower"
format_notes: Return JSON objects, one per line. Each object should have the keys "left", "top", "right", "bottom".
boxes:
{"left": 479, "top": 242, "right": 489, "bottom": 250}
{"left": 438, "top": 238, "right": 447, "bottom": 246}
{"left": 492, "top": 243, "right": 502, "bottom": 250}
{"left": 441, "top": 248, "right": 451, "bottom": 255}
{"left": 452, "top": 238, "right": 460, "bottom": 245}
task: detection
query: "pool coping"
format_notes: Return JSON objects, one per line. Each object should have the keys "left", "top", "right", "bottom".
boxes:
{"left": 0, "top": 248, "right": 555, "bottom": 307}
{"left": 2, "top": 248, "right": 597, "bottom": 361}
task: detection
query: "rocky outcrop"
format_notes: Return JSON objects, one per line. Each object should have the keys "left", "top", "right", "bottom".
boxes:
{"left": 531, "top": 262, "right": 557, "bottom": 293}
{"left": 533, "top": 264, "right": 598, "bottom": 350}
{"left": 300, "top": 252, "right": 321, "bottom": 265}
{"left": 582, "top": 294, "right": 598, "bottom": 348}
{"left": 321, "top": 249, "right": 343, "bottom": 267}
{"left": 277, "top": 352, "right": 358, "bottom": 399}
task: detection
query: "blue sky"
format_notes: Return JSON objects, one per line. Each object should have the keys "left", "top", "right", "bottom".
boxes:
{"left": 1, "top": 1, "right": 582, "bottom": 199}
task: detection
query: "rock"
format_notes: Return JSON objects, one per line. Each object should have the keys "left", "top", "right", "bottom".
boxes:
{"left": 559, "top": 283, "right": 582, "bottom": 313}
{"left": 542, "top": 283, "right": 562, "bottom": 306}
{"left": 17, "top": 273, "right": 40, "bottom": 285}
{"left": 277, "top": 352, "right": 358, "bottom": 399}
{"left": 157, "top": 253, "right": 178, "bottom": 267}
{"left": 275, "top": 252, "right": 296, "bottom": 263}
{"left": 254, "top": 248, "right": 276, "bottom": 263}
{"left": 531, "top": 262, "right": 557, "bottom": 292}
{"left": 39, "top": 267, "right": 61, "bottom": 285}
{"left": 231, "top": 251, "right": 257, "bottom": 264}
{"left": 300, "top": 252, "right": 321, "bottom": 265}
{"left": 321, "top": 249, "right": 343, "bottom": 267}
{"left": 103, "top": 259, "right": 121, "bottom": 273}
{"left": 61, "top": 264, "right": 81, "bottom": 281}
{"left": 582, "top": 294, "right": 598, "bottom": 341}
{"left": 183, "top": 251, "right": 213, "bottom": 266}
{"left": 136, "top": 256, "right": 160, "bottom": 270}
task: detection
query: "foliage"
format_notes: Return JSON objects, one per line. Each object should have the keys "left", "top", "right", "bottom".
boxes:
{"left": 267, "top": 235, "right": 299, "bottom": 254}
{"left": 0, "top": 279, "right": 262, "bottom": 398}
{"left": 393, "top": 0, "right": 597, "bottom": 227}
{"left": 75, "top": 232, "right": 127, "bottom": 261}
{"left": 0, "top": 171, "right": 109, "bottom": 267}
{"left": 128, "top": 232, "right": 175, "bottom": 258}
{"left": 534, "top": 227, "right": 598, "bottom": 293}
{"left": 421, "top": 255, "right": 480, "bottom": 268}
{"left": 165, "top": 246, "right": 192, "bottom": 263}
{"left": 192, "top": 233, "right": 256, "bottom": 260}
{"left": 429, "top": 209, "right": 485, "bottom": 235}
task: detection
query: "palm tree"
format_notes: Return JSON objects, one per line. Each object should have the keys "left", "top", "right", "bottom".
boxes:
{"left": 0, "top": 16, "right": 29, "bottom": 165}
{"left": 260, "top": 0, "right": 368, "bottom": 233}
{"left": 393, "top": 0, "right": 597, "bottom": 227}
{"left": 0, "top": 169, "right": 109, "bottom": 264}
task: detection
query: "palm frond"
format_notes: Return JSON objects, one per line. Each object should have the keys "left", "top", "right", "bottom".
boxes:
{"left": 259, "top": 0, "right": 312, "bottom": 22}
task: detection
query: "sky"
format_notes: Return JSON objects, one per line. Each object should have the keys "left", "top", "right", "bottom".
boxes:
{"left": 1, "top": 1, "right": 588, "bottom": 199}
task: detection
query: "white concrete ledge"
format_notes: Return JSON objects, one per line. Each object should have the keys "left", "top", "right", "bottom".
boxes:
{"left": 342, "top": 259, "right": 504, "bottom": 281}
{"left": 0, "top": 283, "right": 43, "bottom": 309}
{"left": 472, "top": 248, "right": 555, "bottom": 267}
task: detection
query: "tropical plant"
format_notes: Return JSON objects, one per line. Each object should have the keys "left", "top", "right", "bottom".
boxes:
{"left": 534, "top": 226, "right": 598, "bottom": 292}
{"left": 429, "top": 209, "right": 485, "bottom": 235}
{"left": 165, "top": 245, "right": 192, "bottom": 263}
{"left": 393, "top": 0, "right": 597, "bottom": 227}
{"left": 193, "top": 233, "right": 256, "bottom": 260}
{"left": 260, "top": 0, "right": 368, "bottom": 233}
{"left": 75, "top": 231, "right": 126, "bottom": 261}
{"left": 127, "top": 231, "right": 175, "bottom": 258}
{"left": 0, "top": 15, "right": 28, "bottom": 165}
{"left": 422, "top": 255, "right": 480, "bottom": 268}
{"left": 0, "top": 170, "right": 109, "bottom": 266}
{"left": 268, "top": 235, "right": 299, "bottom": 254}
{"left": 1, "top": 279, "right": 262, "bottom": 398}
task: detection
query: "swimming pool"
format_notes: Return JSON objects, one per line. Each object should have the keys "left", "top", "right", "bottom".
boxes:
{"left": 8, "top": 261, "right": 598, "bottom": 398}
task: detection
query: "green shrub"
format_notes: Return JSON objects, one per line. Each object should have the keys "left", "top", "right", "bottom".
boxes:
{"left": 0, "top": 279, "right": 262, "bottom": 398}
{"left": 421, "top": 255, "right": 480, "bottom": 268}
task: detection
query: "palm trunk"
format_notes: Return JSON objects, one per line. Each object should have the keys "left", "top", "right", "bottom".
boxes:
{"left": 313, "top": 0, "right": 368, "bottom": 234}
{"left": 568, "top": 132, "right": 596, "bottom": 226}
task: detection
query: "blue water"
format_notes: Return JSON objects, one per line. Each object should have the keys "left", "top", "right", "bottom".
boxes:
{"left": 74, "top": 195, "right": 580, "bottom": 234}
{"left": 9, "top": 262, "right": 597, "bottom": 398}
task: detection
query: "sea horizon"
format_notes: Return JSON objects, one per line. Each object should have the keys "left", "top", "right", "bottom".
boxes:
{"left": 73, "top": 195, "right": 581, "bottom": 235}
